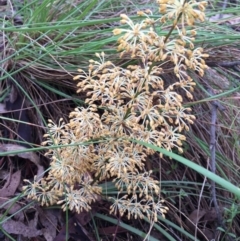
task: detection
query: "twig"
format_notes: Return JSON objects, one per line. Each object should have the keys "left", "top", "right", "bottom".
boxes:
{"left": 195, "top": 174, "right": 207, "bottom": 240}
{"left": 209, "top": 95, "right": 221, "bottom": 224}
{"left": 208, "top": 89, "right": 234, "bottom": 241}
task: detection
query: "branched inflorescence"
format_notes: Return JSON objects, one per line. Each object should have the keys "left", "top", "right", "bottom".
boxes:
{"left": 23, "top": 0, "right": 208, "bottom": 222}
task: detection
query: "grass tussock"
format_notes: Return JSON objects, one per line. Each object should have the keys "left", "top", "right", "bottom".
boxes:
{"left": 0, "top": 0, "right": 240, "bottom": 240}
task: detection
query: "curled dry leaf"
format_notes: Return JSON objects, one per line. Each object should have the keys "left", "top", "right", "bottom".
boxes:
{"left": 186, "top": 208, "right": 226, "bottom": 240}
{"left": 0, "top": 169, "right": 24, "bottom": 221}
{"left": 0, "top": 170, "right": 21, "bottom": 197}
{"left": 74, "top": 206, "right": 98, "bottom": 226}
{"left": 186, "top": 209, "right": 206, "bottom": 227}
{"left": 203, "top": 206, "right": 225, "bottom": 222}
{"left": 37, "top": 207, "right": 58, "bottom": 241}
{"left": 2, "top": 211, "right": 42, "bottom": 238}
{"left": 54, "top": 216, "right": 94, "bottom": 241}
{"left": 0, "top": 144, "right": 44, "bottom": 180}
{"left": 186, "top": 209, "right": 213, "bottom": 239}
{"left": 0, "top": 198, "right": 24, "bottom": 221}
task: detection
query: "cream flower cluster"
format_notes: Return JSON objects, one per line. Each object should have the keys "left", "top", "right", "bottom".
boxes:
{"left": 23, "top": 0, "right": 208, "bottom": 222}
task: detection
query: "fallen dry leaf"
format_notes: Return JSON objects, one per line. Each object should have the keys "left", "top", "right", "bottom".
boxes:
{"left": 0, "top": 198, "right": 24, "bottom": 221}
{"left": 0, "top": 169, "right": 24, "bottom": 221}
{"left": 0, "top": 144, "right": 44, "bottom": 180}
{"left": 203, "top": 207, "right": 224, "bottom": 222}
{"left": 0, "top": 170, "right": 21, "bottom": 197}
{"left": 54, "top": 216, "right": 94, "bottom": 241}
{"left": 186, "top": 208, "right": 225, "bottom": 240}
{"left": 72, "top": 220, "right": 95, "bottom": 241}
{"left": 186, "top": 209, "right": 206, "bottom": 226}
{"left": 2, "top": 211, "right": 42, "bottom": 238}
{"left": 74, "top": 208, "right": 97, "bottom": 226}
{"left": 37, "top": 207, "right": 58, "bottom": 241}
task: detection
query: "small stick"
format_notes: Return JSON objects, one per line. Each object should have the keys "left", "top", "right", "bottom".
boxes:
{"left": 208, "top": 89, "right": 234, "bottom": 241}
{"left": 208, "top": 89, "right": 222, "bottom": 221}
{"left": 209, "top": 97, "right": 221, "bottom": 225}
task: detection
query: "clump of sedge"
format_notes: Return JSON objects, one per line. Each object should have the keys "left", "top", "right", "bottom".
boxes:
{"left": 24, "top": 0, "right": 208, "bottom": 222}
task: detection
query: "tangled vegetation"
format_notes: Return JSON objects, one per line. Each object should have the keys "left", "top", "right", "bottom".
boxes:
{"left": 23, "top": 0, "right": 209, "bottom": 223}
{"left": 0, "top": 0, "right": 240, "bottom": 240}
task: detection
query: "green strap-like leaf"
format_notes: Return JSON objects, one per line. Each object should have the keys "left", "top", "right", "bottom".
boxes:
{"left": 131, "top": 139, "right": 240, "bottom": 199}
